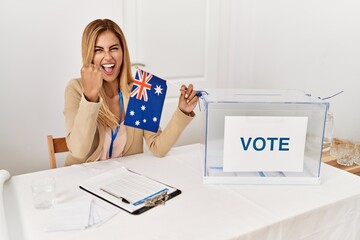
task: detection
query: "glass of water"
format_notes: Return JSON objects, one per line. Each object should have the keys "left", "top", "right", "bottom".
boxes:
{"left": 335, "top": 142, "right": 354, "bottom": 166}
{"left": 353, "top": 143, "right": 360, "bottom": 165}
{"left": 31, "top": 177, "right": 56, "bottom": 209}
{"left": 322, "top": 112, "right": 334, "bottom": 153}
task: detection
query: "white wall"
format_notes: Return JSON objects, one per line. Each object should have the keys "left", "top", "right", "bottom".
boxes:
{"left": 223, "top": 0, "right": 360, "bottom": 142}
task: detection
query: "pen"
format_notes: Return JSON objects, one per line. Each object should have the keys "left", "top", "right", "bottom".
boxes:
{"left": 100, "top": 188, "right": 130, "bottom": 204}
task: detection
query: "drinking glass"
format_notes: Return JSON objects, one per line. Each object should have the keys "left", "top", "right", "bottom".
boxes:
{"left": 322, "top": 112, "right": 334, "bottom": 153}
{"left": 31, "top": 177, "right": 56, "bottom": 209}
{"left": 353, "top": 144, "right": 360, "bottom": 165}
{"left": 335, "top": 142, "right": 354, "bottom": 166}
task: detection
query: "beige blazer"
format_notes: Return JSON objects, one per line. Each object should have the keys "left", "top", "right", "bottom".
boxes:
{"left": 64, "top": 78, "right": 195, "bottom": 166}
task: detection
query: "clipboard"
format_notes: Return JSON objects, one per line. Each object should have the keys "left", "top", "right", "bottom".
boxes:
{"left": 79, "top": 167, "right": 181, "bottom": 215}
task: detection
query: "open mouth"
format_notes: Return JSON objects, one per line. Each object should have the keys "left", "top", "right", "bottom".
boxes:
{"left": 102, "top": 64, "right": 115, "bottom": 74}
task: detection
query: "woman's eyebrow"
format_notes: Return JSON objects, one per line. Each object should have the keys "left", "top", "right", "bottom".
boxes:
{"left": 95, "top": 44, "right": 119, "bottom": 49}
{"left": 109, "top": 44, "right": 120, "bottom": 48}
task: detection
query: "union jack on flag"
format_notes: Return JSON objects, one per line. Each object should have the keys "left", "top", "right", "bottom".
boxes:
{"left": 130, "top": 68, "right": 153, "bottom": 101}
{"left": 124, "top": 68, "right": 167, "bottom": 133}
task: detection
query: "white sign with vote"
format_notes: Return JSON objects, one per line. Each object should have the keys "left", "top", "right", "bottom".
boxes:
{"left": 223, "top": 116, "right": 308, "bottom": 172}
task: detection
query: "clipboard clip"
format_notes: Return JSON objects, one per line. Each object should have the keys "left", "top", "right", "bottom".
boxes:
{"left": 144, "top": 192, "right": 169, "bottom": 207}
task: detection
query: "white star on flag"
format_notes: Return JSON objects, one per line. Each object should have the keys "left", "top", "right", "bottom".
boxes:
{"left": 154, "top": 85, "right": 163, "bottom": 96}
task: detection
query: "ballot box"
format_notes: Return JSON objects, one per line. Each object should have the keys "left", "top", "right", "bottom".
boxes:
{"left": 199, "top": 89, "right": 329, "bottom": 184}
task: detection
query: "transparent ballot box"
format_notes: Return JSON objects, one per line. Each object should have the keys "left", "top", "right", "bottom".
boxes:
{"left": 199, "top": 89, "right": 329, "bottom": 184}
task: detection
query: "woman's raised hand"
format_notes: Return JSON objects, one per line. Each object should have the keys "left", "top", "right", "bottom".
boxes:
{"left": 178, "top": 84, "right": 199, "bottom": 115}
{"left": 81, "top": 64, "right": 103, "bottom": 102}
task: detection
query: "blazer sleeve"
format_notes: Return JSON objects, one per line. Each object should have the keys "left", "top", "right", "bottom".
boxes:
{"left": 143, "top": 108, "right": 195, "bottom": 157}
{"left": 63, "top": 79, "right": 102, "bottom": 160}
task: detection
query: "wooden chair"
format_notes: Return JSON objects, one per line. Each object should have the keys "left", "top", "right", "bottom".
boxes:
{"left": 47, "top": 135, "right": 68, "bottom": 169}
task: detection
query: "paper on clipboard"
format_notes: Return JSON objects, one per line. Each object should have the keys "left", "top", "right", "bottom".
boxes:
{"left": 79, "top": 167, "right": 181, "bottom": 215}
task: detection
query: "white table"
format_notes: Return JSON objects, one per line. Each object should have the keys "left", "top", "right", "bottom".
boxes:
{"left": 3, "top": 144, "right": 360, "bottom": 240}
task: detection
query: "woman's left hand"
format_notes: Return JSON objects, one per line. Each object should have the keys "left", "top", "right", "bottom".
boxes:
{"left": 178, "top": 84, "right": 199, "bottom": 115}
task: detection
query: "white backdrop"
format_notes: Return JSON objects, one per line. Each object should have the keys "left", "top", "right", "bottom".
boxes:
{"left": 1, "top": 0, "right": 359, "bottom": 175}
{"left": 220, "top": 0, "right": 360, "bottom": 143}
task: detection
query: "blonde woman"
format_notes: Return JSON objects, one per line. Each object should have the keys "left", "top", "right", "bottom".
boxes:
{"left": 64, "top": 19, "right": 198, "bottom": 166}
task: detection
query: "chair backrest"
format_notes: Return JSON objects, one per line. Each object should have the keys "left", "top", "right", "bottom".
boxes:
{"left": 47, "top": 135, "right": 68, "bottom": 168}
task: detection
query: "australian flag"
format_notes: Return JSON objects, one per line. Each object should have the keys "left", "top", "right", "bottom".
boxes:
{"left": 124, "top": 68, "right": 167, "bottom": 133}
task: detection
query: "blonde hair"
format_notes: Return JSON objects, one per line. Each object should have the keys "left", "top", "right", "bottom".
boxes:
{"left": 81, "top": 19, "right": 134, "bottom": 129}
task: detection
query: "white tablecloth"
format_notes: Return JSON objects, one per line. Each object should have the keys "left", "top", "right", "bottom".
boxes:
{"left": 3, "top": 144, "right": 360, "bottom": 240}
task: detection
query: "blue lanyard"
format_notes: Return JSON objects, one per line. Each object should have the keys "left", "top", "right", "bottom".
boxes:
{"left": 109, "top": 90, "right": 123, "bottom": 158}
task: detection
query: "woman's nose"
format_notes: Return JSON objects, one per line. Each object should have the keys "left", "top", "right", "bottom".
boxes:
{"left": 103, "top": 50, "right": 113, "bottom": 60}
